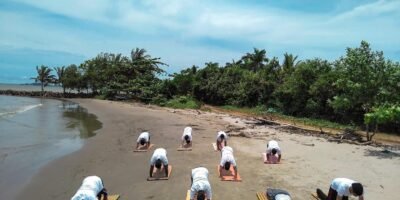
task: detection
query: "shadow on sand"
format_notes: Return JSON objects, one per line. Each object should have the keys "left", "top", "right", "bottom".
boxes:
{"left": 364, "top": 149, "right": 400, "bottom": 159}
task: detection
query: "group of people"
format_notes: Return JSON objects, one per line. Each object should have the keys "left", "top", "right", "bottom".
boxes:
{"left": 71, "top": 127, "right": 364, "bottom": 200}
{"left": 135, "top": 127, "right": 214, "bottom": 200}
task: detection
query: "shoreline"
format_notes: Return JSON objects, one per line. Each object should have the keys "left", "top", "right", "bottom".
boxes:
{"left": 16, "top": 99, "right": 400, "bottom": 200}
{"left": 0, "top": 96, "right": 100, "bottom": 200}
{"left": 0, "top": 89, "right": 93, "bottom": 98}
{"left": 2, "top": 90, "right": 399, "bottom": 146}
{"left": 0, "top": 89, "right": 400, "bottom": 146}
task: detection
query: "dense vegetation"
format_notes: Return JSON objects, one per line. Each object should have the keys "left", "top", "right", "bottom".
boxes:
{"left": 33, "top": 41, "right": 400, "bottom": 137}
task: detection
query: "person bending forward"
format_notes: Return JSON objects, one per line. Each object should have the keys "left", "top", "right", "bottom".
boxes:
{"left": 149, "top": 148, "right": 169, "bottom": 178}
{"left": 71, "top": 176, "right": 108, "bottom": 200}
{"left": 219, "top": 146, "right": 238, "bottom": 179}
{"left": 182, "top": 127, "right": 193, "bottom": 146}
{"left": 266, "top": 140, "right": 281, "bottom": 163}
{"left": 190, "top": 167, "right": 212, "bottom": 200}
{"left": 317, "top": 178, "right": 364, "bottom": 200}
{"left": 136, "top": 131, "right": 150, "bottom": 149}
{"left": 216, "top": 131, "right": 228, "bottom": 151}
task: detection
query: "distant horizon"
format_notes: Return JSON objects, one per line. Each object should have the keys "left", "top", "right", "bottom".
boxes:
{"left": 1, "top": 0, "right": 400, "bottom": 83}
{"left": 0, "top": 82, "right": 54, "bottom": 85}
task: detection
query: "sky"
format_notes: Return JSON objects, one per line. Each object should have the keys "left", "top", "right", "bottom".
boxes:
{"left": 0, "top": 0, "right": 399, "bottom": 83}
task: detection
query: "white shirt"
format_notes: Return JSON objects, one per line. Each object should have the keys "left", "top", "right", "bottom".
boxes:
{"left": 150, "top": 148, "right": 168, "bottom": 165}
{"left": 220, "top": 146, "right": 236, "bottom": 167}
{"left": 71, "top": 176, "right": 104, "bottom": 200}
{"left": 266, "top": 140, "right": 281, "bottom": 155}
{"left": 275, "top": 194, "right": 291, "bottom": 200}
{"left": 331, "top": 178, "right": 356, "bottom": 196}
{"left": 137, "top": 132, "right": 150, "bottom": 143}
{"left": 182, "top": 127, "right": 192, "bottom": 141}
{"left": 191, "top": 167, "right": 212, "bottom": 199}
{"left": 216, "top": 131, "right": 228, "bottom": 142}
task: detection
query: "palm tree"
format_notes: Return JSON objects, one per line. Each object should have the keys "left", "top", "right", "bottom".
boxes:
{"left": 282, "top": 53, "right": 299, "bottom": 74}
{"left": 131, "top": 48, "right": 150, "bottom": 61}
{"left": 54, "top": 66, "right": 66, "bottom": 95}
{"left": 241, "top": 48, "right": 268, "bottom": 71}
{"left": 130, "top": 48, "right": 166, "bottom": 74}
{"left": 32, "top": 65, "right": 55, "bottom": 95}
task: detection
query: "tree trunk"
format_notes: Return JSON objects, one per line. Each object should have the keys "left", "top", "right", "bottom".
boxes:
{"left": 63, "top": 86, "right": 66, "bottom": 97}
{"left": 41, "top": 82, "right": 44, "bottom": 96}
{"left": 369, "top": 124, "right": 378, "bottom": 141}
{"left": 367, "top": 123, "right": 378, "bottom": 141}
{"left": 366, "top": 124, "right": 370, "bottom": 141}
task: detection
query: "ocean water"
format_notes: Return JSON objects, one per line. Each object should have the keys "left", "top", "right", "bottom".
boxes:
{"left": 0, "top": 83, "right": 64, "bottom": 92}
{"left": 0, "top": 95, "right": 102, "bottom": 200}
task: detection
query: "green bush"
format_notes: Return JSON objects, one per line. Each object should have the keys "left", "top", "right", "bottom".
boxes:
{"left": 151, "top": 94, "right": 168, "bottom": 106}
{"left": 94, "top": 95, "right": 106, "bottom": 100}
{"left": 221, "top": 105, "right": 268, "bottom": 115}
{"left": 100, "top": 87, "right": 116, "bottom": 100}
{"left": 165, "top": 96, "right": 201, "bottom": 109}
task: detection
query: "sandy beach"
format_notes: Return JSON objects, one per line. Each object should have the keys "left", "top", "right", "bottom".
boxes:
{"left": 17, "top": 99, "right": 400, "bottom": 200}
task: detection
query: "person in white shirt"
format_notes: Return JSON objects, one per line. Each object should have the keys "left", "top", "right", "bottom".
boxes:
{"left": 149, "top": 148, "right": 169, "bottom": 178}
{"left": 216, "top": 131, "right": 228, "bottom": 151}
{"left": 136, "top": 132, "right": 150, "bottom": 149}
{"left": 316, "top": 178, "right": 364, "bottom": 200}
{"left": 266, "top": 188, "right": 292, "bottom": 200}
{"left": 219, "top": 146, "right": 238, "bottom": 179}
{"left": 182, "top": 127, "right": 193, "bottom": 146}
{"left": 190, "top": 167, "right": 212, "bottom": 200}
{"left": 266, "top": 140, "right": 281, "bottom": 163}
{"left": 71, "top": 176, "right": 108, "bottom": 200}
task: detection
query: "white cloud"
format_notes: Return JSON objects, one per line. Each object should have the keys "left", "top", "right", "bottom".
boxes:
{"left": 0, "top": 10, "right": 98, "bottom": 55}
{"left": 333, "top": 0, "right": 400, "bottom": 20}
{"left": 1, "top": 0, "right": 399, "bottom": 75}
{"left": 14, "top": 0, "right": 111, "bottom": 22}
{"left": 141, "top": 0, "right": 194, "bottom": 16}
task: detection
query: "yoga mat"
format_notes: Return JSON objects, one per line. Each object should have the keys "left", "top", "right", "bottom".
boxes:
{"left": 147, "top": 165, "right": 172, "bottom": 181}
{"left": 256, "top": 192, "right": 267, "bottom": 200}
{"left": 107, "top": 194, "right": 120, "bottom": 200}
{"left": 262, "top": 153, "right": 280, "bottom": 164}
{"left": 177, "top": 143, "right": 192, "bottom": 151}
{"left": 217, "top": 165, "right": 242, "bottom": 182}
{"left": 133, "top": 144, "right": 155, "bottom": 152}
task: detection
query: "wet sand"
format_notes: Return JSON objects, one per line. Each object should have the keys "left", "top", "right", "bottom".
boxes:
{"left": 17, "top": 99, "right": 400, "bottom": 200}
{"left": 0, "top": 96, "right": 101, "bottom": 200}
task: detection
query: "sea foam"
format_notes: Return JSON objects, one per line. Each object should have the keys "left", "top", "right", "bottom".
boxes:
{"left": 0, "top": 104, "right": 42, "bottom": 117}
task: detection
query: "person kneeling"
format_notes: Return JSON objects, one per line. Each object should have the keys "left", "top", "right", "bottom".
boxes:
{"left": 216, "top": 131, "right": 228, "bottom": 151}
{"left": 316, "top": 178, "right": 364, "bottom": 200}
{"left": 266, "top": 140, "right": 281, "bottom": 163}
{"left": 71, "top": 176, "right": 108, "bottom": 200}
{"left": 182, "top": 127, "right": 193, "bottom": 147}
{"left": 266, "top": 188, "right": 291, "bottom": 200}
{"left": 190, "top": 167, "right": 212, "bottom": 200}
{"left": 149, "top": 148, "right": 169, "bottom": 178}
{"left": 136, "top": 131, "right": 150, "bottom": 149}
{"left": 219, "top": 146, "right": 238, "bottom": 179}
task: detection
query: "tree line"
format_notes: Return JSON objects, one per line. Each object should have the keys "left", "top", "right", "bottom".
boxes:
{"left": 32, "top": 41, "right": 400, "bottom": 137}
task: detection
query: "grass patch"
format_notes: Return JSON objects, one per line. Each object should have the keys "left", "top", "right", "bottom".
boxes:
{"left": 221, "top": 105, "right": 267, "bottom": 115}
{"left": 219, "top": 105, "right": 354, "bottom": 130}
{"left": 274, "top": 114, "right": 354, "bottom": 130}
{"left": 165, "top": 96, "right": 201, "bottom": 109}
{"left": 94, "top": 95, "right": 106, "bottom": 100}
